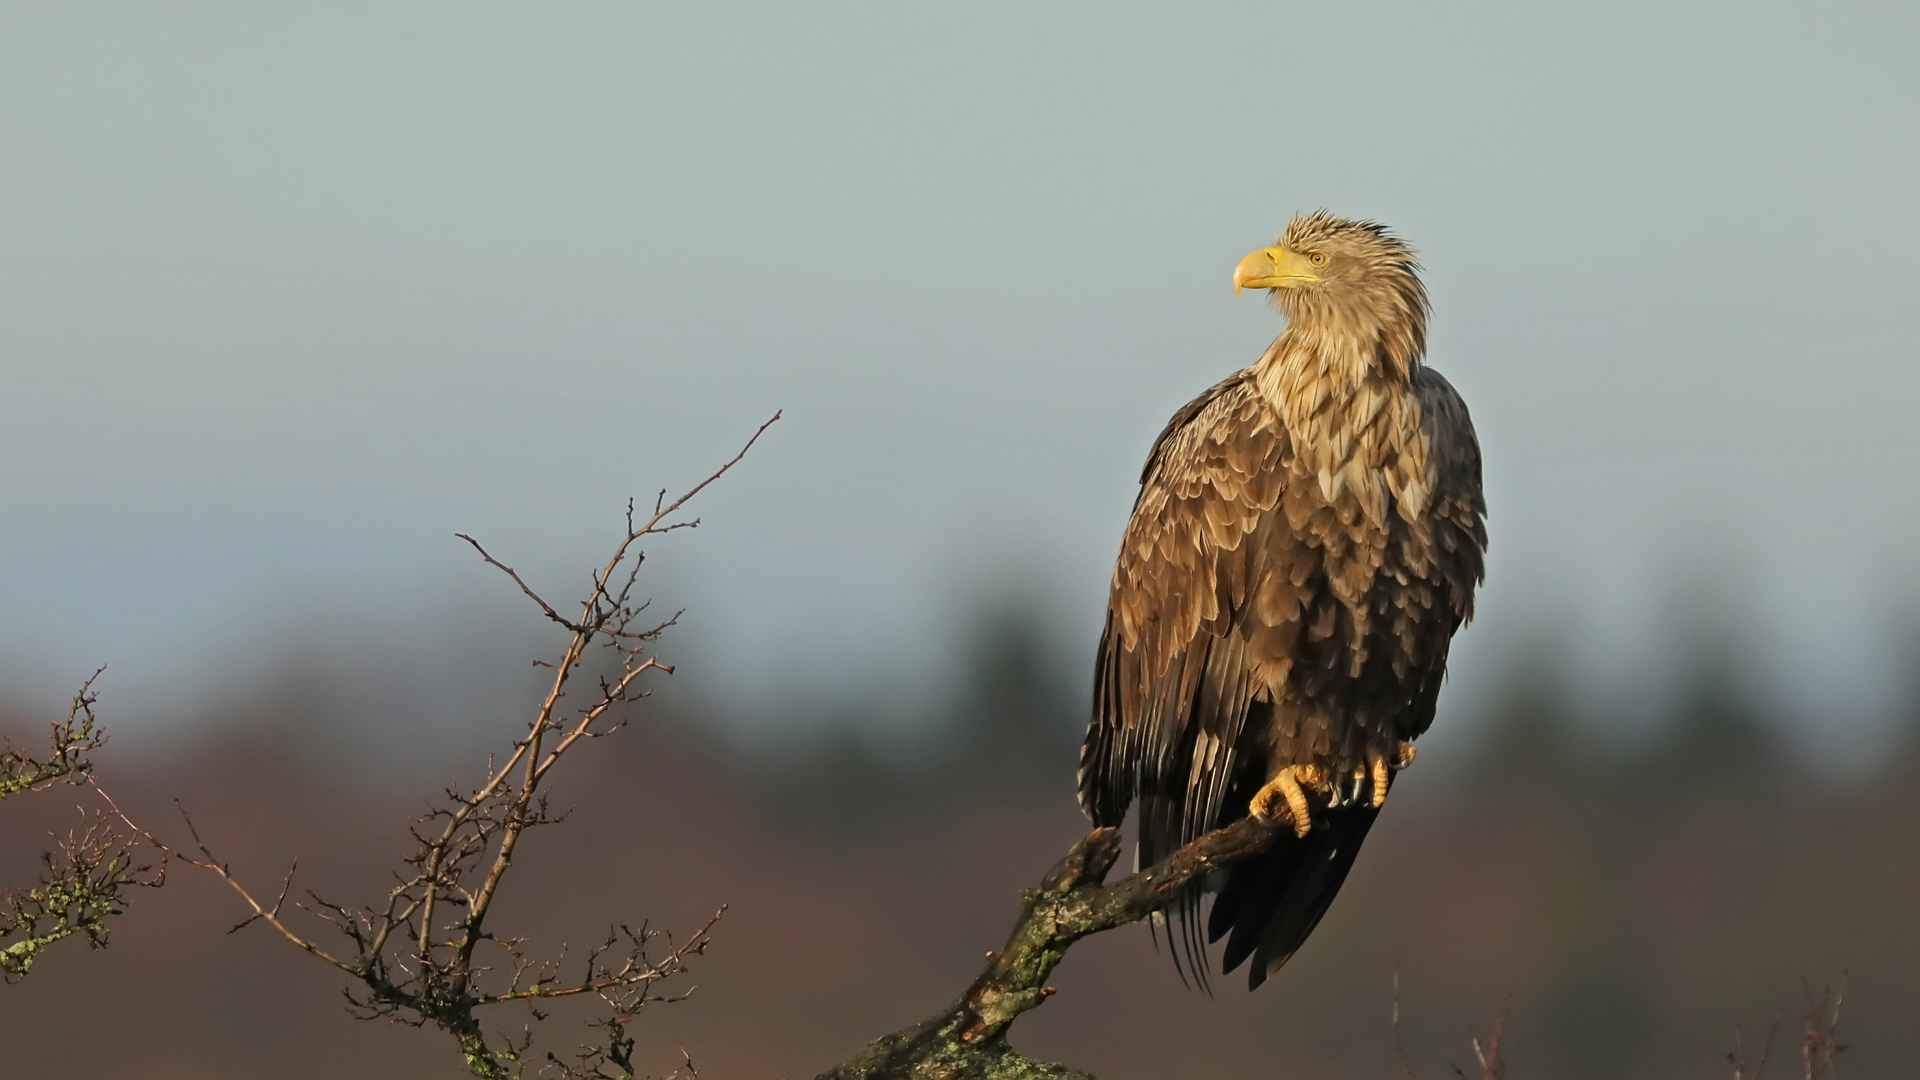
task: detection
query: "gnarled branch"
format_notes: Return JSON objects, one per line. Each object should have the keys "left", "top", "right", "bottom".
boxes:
{"left": 818, "top": 815, "right": 1287, "bottom": 1080}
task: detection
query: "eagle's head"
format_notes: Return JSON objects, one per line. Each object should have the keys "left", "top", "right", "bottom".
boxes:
{"left": 1233, "top": 211, "right": 1429, "bottom": 373}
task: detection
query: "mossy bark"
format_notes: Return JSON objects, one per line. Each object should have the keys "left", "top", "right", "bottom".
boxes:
{"left": 817, "top": 817, "right": 1285, "bottom": 1080}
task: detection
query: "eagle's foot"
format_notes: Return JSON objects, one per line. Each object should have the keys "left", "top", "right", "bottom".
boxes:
{"left": 1358, "top": 740, "right": 1417, "bottom": 808}
{"left": 1249, "top": 765, "right": 1325, "bottom": 837}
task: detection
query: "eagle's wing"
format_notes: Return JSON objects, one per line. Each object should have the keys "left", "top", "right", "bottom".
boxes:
{"left": 1078, "top": 369, "right": 1298, "bottom": 986}
{"left": 1078, "top": 369, "right": 1286, "bottom": 836}
{"left": 1399, "top": 365, "right": 1488, "bottom": 740}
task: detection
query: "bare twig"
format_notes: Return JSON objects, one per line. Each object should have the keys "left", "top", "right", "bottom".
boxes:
{"left": 1800, "top": 976, "right": 1845, "bottom": 1080}
{"left": 96, "top": 786, "right": 357, "bottom": 972}
{"left": 1466, "top": 1001, "right": 1509, "bottom": 1080}
{"left": 453, "top": 536, "right": 581, "bottom": 632}
{"left": 1392, "top": 967, "right": 1421, "bottom": 1080}
{"left": 1393, "top": 979, "right": 1512, "bottom": 1080}
{"left": 1729, "top": 1019, "right": 1780, "bottom": 1080}
{"left": 1727, "top": 977, "right": 1847, "bottom": 1080}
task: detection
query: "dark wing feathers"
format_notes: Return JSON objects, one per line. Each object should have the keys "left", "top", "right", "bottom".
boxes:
{"left": 1412, "top": 366, "right": 1488, "bottom": 627}
{"left": 1078, "top": 370, "right": 1279, "bottom": 835}
{"left": 1080, "top": 371, "right": 1288, "bottom": 981}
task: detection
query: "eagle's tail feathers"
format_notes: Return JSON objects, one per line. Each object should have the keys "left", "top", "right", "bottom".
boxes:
{"left": 1211, "top": 835, "right": 1301, "bottom": 975}
{"left": 1209, "top": 807, "right": 1380, "bottom": 990}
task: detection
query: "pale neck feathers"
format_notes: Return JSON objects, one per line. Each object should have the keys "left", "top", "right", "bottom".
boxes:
{"left": 1251, "top": 304, "right": 1433, "bottom": 528}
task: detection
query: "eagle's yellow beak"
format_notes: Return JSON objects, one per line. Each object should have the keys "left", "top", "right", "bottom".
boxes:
{"left": 1233, "top": 245, "right": 1319, "bottom": 294}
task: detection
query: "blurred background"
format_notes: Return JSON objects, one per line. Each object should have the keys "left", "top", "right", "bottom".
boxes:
{"left": 2, "top": 2, "right": 1917, "bottom": 1077}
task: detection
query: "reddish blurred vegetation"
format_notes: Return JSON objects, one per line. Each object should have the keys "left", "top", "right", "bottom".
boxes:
{"left": 1, "top": 614, "right": 1914, "bottom": 1079}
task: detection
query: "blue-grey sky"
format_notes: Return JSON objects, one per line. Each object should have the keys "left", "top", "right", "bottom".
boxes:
{"left": 3, "top": 2, "right": 1917, "bottom": 751}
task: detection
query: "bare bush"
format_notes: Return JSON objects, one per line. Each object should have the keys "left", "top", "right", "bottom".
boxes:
{"left": 103, "top": 414, "right": 777, "bottom": 1079}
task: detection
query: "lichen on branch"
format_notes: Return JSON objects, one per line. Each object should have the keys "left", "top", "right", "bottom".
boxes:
{"left": 817, "top": 815, "right": 1288, "bottom": 1080}
{"left": 0, "top": 670, "right": 161, "bottom": 981}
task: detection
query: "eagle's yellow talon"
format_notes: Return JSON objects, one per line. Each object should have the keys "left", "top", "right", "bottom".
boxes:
{"left": 1362, "top": 740, "right": 1417, "bottom": 808}
{"left": 1250, "top": 766, "right": 1317, "bottom": 837}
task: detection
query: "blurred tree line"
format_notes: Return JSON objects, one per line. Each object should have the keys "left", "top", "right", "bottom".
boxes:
{"left": 1, "top": 595, "right": 1915, "bottom": 1079}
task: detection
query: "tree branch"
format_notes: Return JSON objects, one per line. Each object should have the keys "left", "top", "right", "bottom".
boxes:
{"left": 1, "top": 667, "right": 107, "bottom": 799}
{"left": 0, "top": 811, "right": 162, "bottom": 981}
{"left": 0, "top": 670, "right": 163, "bottom": 980}
{"left": 123, "top": 413, "right": 777, "bottom": 1079}
{"left": 817, "top": 815, "right": 1288, "bottom": 1080}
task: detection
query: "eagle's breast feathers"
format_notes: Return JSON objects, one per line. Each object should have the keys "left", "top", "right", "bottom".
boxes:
{"left": 1081, "top": 360, "right": 1486, "bottom": 830}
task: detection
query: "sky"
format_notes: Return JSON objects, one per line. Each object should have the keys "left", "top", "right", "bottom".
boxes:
{"left": 2, "top": 2, "right": 1918, "bottom": 751}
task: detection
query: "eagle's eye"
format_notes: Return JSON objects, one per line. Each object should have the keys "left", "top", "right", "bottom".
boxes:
{"left": 1307, "top": 251, "right": 1329, "bottom": 268}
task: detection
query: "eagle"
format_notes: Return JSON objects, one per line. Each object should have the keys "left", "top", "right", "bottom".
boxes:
{"left": 1078, "top": 211, "right": 1487, "bottom": 990}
